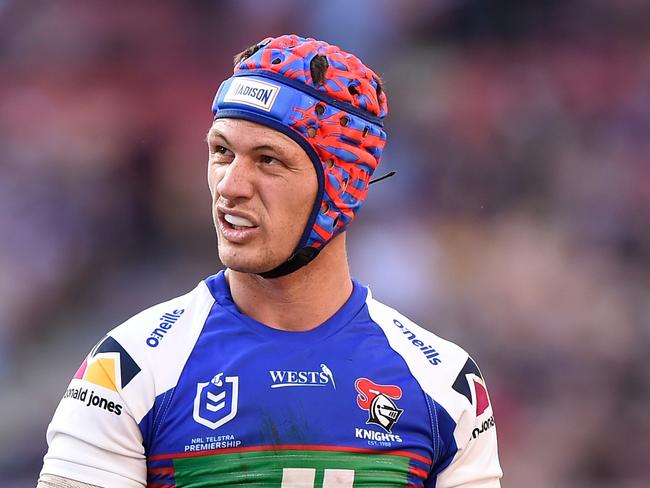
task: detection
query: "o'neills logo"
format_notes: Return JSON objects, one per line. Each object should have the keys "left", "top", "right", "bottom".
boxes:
{"left": 392, "top": 319, "right": 441, "bottom": 365}
{"left": 146, "top": 309, "right": 185, "bottom": 347}
{"left": 223, "top": 79, "right": 280, "bottom": 112}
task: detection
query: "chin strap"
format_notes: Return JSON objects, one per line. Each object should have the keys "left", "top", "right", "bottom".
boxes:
{"left": 258, "top": 247, "right": 320, "bottom": 279}
{"left": 259, "top": 171, "right": 398, "bottom": 279}
{"left": 369, "top": 170, "right": 396, "bottom": 185}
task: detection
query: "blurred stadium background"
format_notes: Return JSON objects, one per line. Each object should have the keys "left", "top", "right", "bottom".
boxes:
{"left": 1, "top": 1, "right": 649, "bottom": 486}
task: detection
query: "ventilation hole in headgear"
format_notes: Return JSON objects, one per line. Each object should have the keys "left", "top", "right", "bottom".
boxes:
{"left": 310, "top": 55, "right": 329, "bottom": 86}
{"left": 340, "top": 116, "right": 350, "bottom": 127}
{"left": 340, "top": 135, "right": 360, "bottom": 146}
{"left": 373, "top": 75, "right": 384, "bottom": 100}
{"left": 362, "top": 126, "right": 370, "bottom": 137}
{"left": 332, "top": 216, "right": 340, "bottom": 228}
{"left": 271, "top": 58, "right": 281, "bottom": 65}
{"left": 321, "top": 202, "right": 330, "bottom": 213}
{"left": 233, "top": 42, "right": 266, "bottom": 66}
{"left": 307, "top": 127, "right": 317, "bottom": 138}
{"left": 342, "top": 178, "right": 349, "bottom": 190}
{"left": 315, "top": 104, "right": 325, "bottom": 116}
{"left": 325, "top": 158, "right": 335, "bottom": 168}
{"left": 348, "top": 83, "right": 359, "bottom": 96}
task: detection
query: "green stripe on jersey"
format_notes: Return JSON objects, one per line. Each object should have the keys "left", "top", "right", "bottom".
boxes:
{"left": 173, "top": 449, "right": 411, "bottom": 487}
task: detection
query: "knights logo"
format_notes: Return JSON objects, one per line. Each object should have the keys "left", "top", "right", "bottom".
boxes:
{"left": 193, "top": 372, "right": 239, "bottom": 430}
{"left": 355, "top": 378, "right": 404, "bottom": 433}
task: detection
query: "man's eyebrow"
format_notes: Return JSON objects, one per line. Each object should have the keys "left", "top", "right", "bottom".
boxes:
{"left": 253, "top": 144, "right": 283, "bottom": 153}
{"left": 206, "top": 131, "right": 286, "bottom": 155}
{"left": 205, "top": 130, "right": 231, "bottom": 146}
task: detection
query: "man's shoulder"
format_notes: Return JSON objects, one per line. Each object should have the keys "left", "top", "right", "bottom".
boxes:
{"left": 106, "top": 279, "right": 215, "bottom": 353}
{"left": 364, "top": 295, "right": 471, "bottom": 369}
{"left": 67, "top": 279, "right": 217, "bottom": 422}
{"left": 364, "top": 294, "right": 482, "bottom": 423}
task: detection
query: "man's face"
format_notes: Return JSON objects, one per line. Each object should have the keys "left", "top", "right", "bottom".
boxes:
{"left": 207, "top": 118, "right": 317, "bottom": 274}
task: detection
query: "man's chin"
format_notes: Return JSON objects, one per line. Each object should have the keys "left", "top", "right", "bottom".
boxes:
{"left": 219, "top": 254, "right": 285, "bottom": 276}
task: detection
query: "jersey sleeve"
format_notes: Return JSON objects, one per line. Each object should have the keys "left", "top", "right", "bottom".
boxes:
{"left": 40, "top": 281, "right": 215, "bottom": 487}
{"left": 365, "top": 295, "right": 503, "bottom": 488}
{"left": 38, "top": 473, "right": 108, "bottom": 487}
{"left": 431, "top": 357, "right": 502, "bottom": 488}
{"left": 40, "top": 334, "right": 148, "bottom": 487}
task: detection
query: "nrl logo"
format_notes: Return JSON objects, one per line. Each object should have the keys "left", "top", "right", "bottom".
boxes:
{"left": 355, "top": 378, "right": 404, "bottom": 433}
{"left": 193, "top": 372, "right": 239, "bottom": 430}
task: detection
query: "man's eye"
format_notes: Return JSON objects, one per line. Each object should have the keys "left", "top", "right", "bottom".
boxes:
{"left": 210, "top": 145, "right": 232, "bottom": 163}
{"left": 260, "top": 155, "right": 277, "bottom": 165}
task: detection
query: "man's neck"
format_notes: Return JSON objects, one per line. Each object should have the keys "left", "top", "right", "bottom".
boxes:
{"left": 226, "top": 234, "right": 353, "bottom": 332}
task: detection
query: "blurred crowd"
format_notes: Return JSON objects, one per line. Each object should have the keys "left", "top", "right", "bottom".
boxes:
{"left": 1, "top": 1, "right": 649, "bottom": 486}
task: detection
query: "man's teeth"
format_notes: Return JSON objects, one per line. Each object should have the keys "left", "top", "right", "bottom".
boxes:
{"left": 224, "top": 214, "right": 254, "bottom": 228}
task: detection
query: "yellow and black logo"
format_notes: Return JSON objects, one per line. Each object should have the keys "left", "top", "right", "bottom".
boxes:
{"left": 73, "top": 335, "right": 141, "bottom": 392}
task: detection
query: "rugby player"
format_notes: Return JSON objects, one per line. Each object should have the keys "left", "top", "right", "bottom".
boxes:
{"left": 38, "top": 34, "right": 502, "bottom": 487}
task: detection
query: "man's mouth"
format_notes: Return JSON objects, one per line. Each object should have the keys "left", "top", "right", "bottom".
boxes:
{"left": 224, "top": 213, "right": 255, "bottom": 230}
{"left": 217, "top": 209, "right": 260, "bottom": 243}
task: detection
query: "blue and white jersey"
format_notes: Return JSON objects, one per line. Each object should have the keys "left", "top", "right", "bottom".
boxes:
{"left": 41, "top": 272, "right": 502, "bottom": 487}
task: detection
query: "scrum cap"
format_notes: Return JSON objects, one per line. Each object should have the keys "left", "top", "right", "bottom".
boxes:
{"left": 212, "top": 34, "right": 388, "bottom": 277}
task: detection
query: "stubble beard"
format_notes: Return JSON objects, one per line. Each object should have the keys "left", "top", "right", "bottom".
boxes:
{"left": 212, "top": 210, "right": 304, "bottom": 275}
{"left": 216, "top": 235, "right": 291, "bottom": 275}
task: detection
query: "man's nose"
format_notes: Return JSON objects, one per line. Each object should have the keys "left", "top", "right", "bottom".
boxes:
{"left": 216, "top": 157, "right": 255, "bottom": 201}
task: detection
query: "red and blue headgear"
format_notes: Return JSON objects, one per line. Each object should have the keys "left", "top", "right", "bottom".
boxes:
{"left": 212, "top": 34, "right": 388, "bottom": 278}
